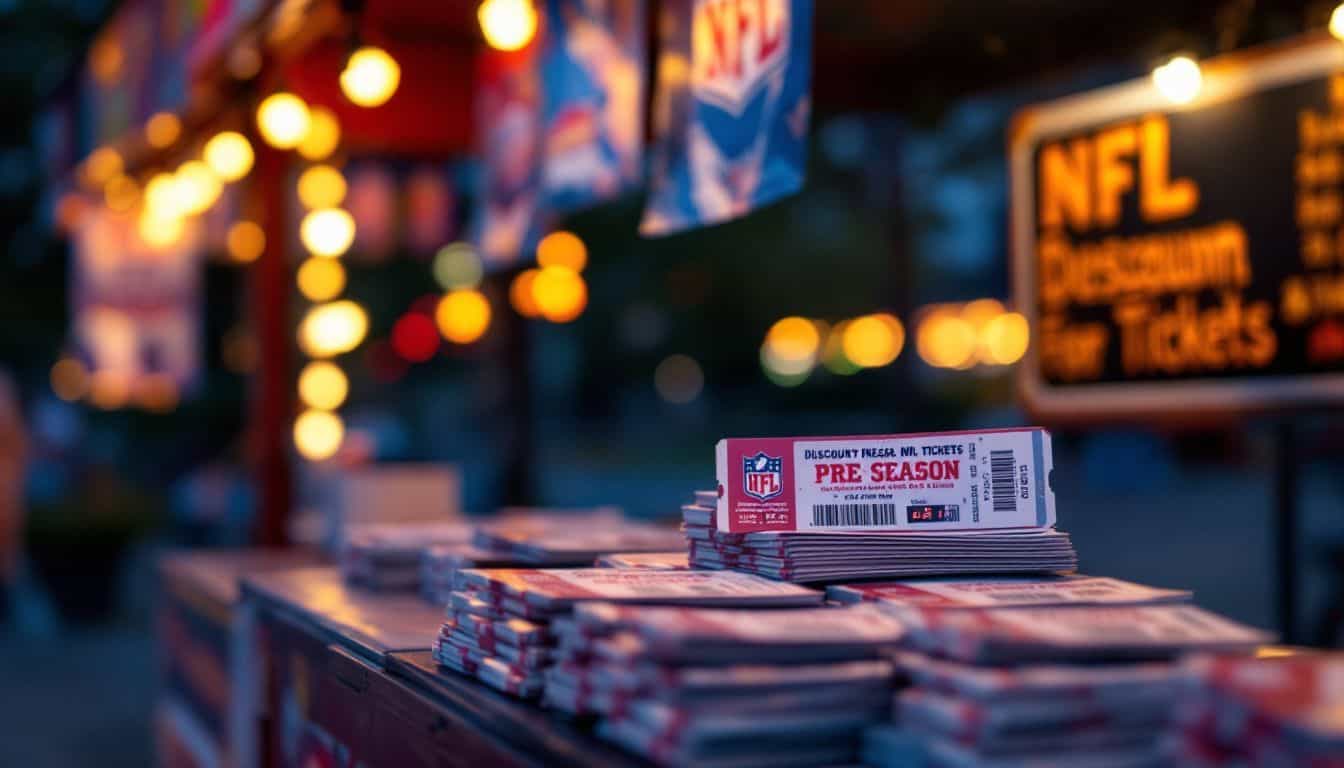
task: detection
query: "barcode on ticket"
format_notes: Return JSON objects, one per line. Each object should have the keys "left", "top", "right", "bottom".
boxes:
{"left": 811, "top": 503, "right": 899, "bottom": 527}
{"left": 989, "top": 449, "right": 1017, "bottom": 513}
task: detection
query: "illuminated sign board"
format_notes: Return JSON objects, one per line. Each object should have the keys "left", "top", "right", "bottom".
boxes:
{"left": 1011, "top": 35, "right": 1344, "bottom": 417}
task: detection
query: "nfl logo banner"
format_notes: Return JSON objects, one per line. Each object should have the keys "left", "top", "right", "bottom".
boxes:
{"left": 639, "top": 0, "right": 813, "bottom": 236}
{"left": 539, "top": 0, "right": 646, "bottom": 213}
{"left": 715, "top": 429, "right": 1057, "bottom": 534}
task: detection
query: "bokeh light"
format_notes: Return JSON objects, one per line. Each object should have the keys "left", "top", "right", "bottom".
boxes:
{"left": 821, "top": 321, "right": 862, "bottom": 375}
{"left": 136, "top": 374, "right": 179, "bottom": 413}
{"left": 144, "top": 172, "right": 185, "bottom": 220}
{"left": 917, "top": 309, "right": 978, "bottom": 369}
{"left": 88, "top": 370, "right": 132, "bottom": 410}
{"left": 294, "top": 409, "right": 344, "bottom": 461}
{"left": 531, "top": 266, "right": 588, "bottom": 322}
{"left": 433, "top": 243, "right": 483, "bottom": 290}
{"left": 299, "top": 300, "right": 369, "bottom": 357}
{"left": 1333, "top": 4, "right": 1344, "bottom": 41}
{"left": 298, "top": 361, "right": 349, "bottom": 410}
{"left": 435, "top": 289, "right": 492, "bottom": 344}
{"left": 175, "top": 161, "right": 222, "bottom": 216}
{"left": 842, "top": 313, "right": 904, "bottom": 368}
{"left": 654, "top": 354, "right": 704, "bottom": 404}
{"left": 961, "top": 299, "right": 1005, "bottom": 332}
{"left": 980, "top": 311, "right": 1030, "bottom": 365}
{"left": 760, "top": 344, "right": 812, "bottom": 386}
{"left": 300, "top": 208, "right": 356, "bottom": 257}
{"left": 392, "top": 313, "right": 440, "bottom": 362}
{"left": 340, "top": 47, "right": 401, "bottom": 107}
{"left": 138, "top": 211, "right": 184, "bottom": 248}
{"left": 50, "top": 358, "right": 89, "bottom": 402}
{"left": 1152, "top": 54, "right": 1202, "bottom": 105}
{"left": 104, "top": 175, "right": 138, "bottom": 212}
{"left": 84, "top": 147, "right": 122, "bottom": 186}
{"left": 536, "top": 230, "right": 587, "bottom": 272}
{"left": 296, "top": 258, "right": 346, "bottom": 301}
{"left": 298, "top": 106, "right": 341, "bottom": 161}
{"left": 510, "top": 269, "right": 541, "bottom": 317}
{"left": 226, "top": 221, "right": 266, "bottom": 263}
{"left": 763, "top": 316, "right": 821, "bottom": 372}
{"left": 478, "top": 0, "right": 538, "bottom": 51}
{"left": 204, "top": 131, "right": 254, "bottom": 182}
{"left": 297, "top": 165, "right": 347, "bottom": 210}
{"left": 144, "top": 112, "right": 181, "bottom": 149}
{"left": 256, "top": 92, "right": 311, "bottom": 149}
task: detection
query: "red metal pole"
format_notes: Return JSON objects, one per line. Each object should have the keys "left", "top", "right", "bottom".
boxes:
{"left": 249, "top": 141, "right": 293, "bottom": 547}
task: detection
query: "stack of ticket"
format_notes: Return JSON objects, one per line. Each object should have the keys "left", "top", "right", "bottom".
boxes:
{"left": 430, "top": 568, "right": 822, "bottom": 699}
{"left": 1170, "top": 652, "right": 1343, "bottom": 765}
{"left": 541, "top": 603, "right": 905, "bottom": 766}
{"left": 699, "top": 429, "right": 1079, "bottom": 582}
{"left": 826, "top": 574, "right": 1193, "bottom": 609}
{"left": 862, "top": 597, "right": 1273, "bottom": 768}
{"left": 474, "top": 514, "right": 685, "bottom": 565}
{"left": 593, "top": 552, "right": 690, "bottom": 570}
{"left": 419, "top": 544, "right": 527, "bottom": 605}
{"left": 339, "top": 522, "right": 475, "bottom": 590}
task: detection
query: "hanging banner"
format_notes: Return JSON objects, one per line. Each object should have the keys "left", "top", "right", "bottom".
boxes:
{"left": 472, "top": 48, "right": 544, "bottom": 267}
{"left": 640, "top": 0, "right": 812, "bottom": 236}
{"left": 539, "top": 0, "right": 646, "bottom": 212}
{"left": 1011, "top": 34, "right": 1344, "bottom": 418}
{"left": 73, "top": 207, "right": 202, "bottom": 395}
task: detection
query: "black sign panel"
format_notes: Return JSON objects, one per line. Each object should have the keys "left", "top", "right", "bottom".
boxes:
{"left": 1011, "top": 35, "right": 1344, "bottom": 417}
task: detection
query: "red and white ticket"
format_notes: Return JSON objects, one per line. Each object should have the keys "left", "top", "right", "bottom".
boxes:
{"left": 715, "top": 428, "right": 1055, "bottom": 533}
{"left": 827, "top": 575, "right": 1190, "bottom": 609}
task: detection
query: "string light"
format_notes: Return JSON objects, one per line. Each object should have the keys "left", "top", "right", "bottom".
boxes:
{"left": 435, "top": 289, "right": 492, "bottom": 344}
{"left": 298, "top": 361, "right": 349, "bottom": 410}
{"left": 531, "top": 266, "right": 587, "bottom": 322}
{"left": 294, "top": 409, "right": 344, "bottom": 461}
{"left": 916, "top": 309, "right": 977, "bottom": 369}
{"left": 300, "top": 208, "right": 356, "bottom": 257}
{"left": 478, "top": 0, "right": 538, "bottom": 51}
{"left": 298, "top": 106, "right": 341, "bottom": 161}
{"left": 203, "top": 131, "right": 254, "bottom": 181}
{"left": 297, "top": 165, "right": 347, "bottom": 209}
{"left": 226, "top": 221, "right": 266, "bottom": 263}
{"left": 340, "top": 47, "right": 401, "bottom": 107}
{"left": 1152, "top": 54, "right": 1202, "bottom": 105}
{"left": 842, "top": 313, "right": 904, "bottom": 368}
{"left": 510, "top": 269, "right": 541, "bottom": 317}
{"left": 297, "top": 258, "right": 347, "bottom": 301}
{"left": 299, "top": 300, "right": 369, "bottom": 357}
{"left": 256, "top": 92, "right": 311, "bottom": 149}
{"left": 536, "top": 230, "right": 587, "bottom": 272}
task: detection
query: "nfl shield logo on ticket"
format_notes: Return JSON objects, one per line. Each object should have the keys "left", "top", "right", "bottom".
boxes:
{"left": 743, "top": 452, "right": 783, "bottom": 501}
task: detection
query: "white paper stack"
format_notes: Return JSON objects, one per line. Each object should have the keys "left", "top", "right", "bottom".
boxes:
{"left": 540, "top": 602, "right": 905, "bottom": 766}
{"left": 863, "top": 603, "right": 1273, "bottom": 768}
{"left": 430, "top": 568, "right": 822, "bottom": 699}
{"left": 339, "top": 522, "right": 476, "bottom": 590}
{"left": 1170, "top": 652, "right": 1344, "bottom": 766}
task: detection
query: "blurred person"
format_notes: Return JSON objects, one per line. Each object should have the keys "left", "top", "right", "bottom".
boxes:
{"left": 0, "top": 370, "right": 26, "bottom": 619}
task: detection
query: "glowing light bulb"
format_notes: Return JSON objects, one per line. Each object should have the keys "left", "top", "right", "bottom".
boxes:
{"left": 256, "top": 92, "right": 311, "bottom": 149}
{"left": 145, "top": 112, "right": 181, "bottom": 149}
{"left": 226, "top": 221, "right": 266, "bottom": 263}
{"left": 1152, "top": 55, "right": 1202, "bottom": 105}
{"left": 298, "top": 106, "right": 341, "bottom": 160}
{"left": 435, "top": 289, "right": 492, "bottom": 344}
{"left": 300, "top": 208, "right": 356, "bottom": 258}
{"left": 478, "top": 0, "right": 538, "bottom": 51}
{"left": 175, "top": 161, "right": 222, "bottom": 215}
{"left": 842, "top": 313, "right": 904, "bottom": 368}
{"left": 297, "top": 165, "right": 347, "bottom": 209}
{"left": 296, "top": 258, "right": 346, "bottom": 301}
{"left": 531, "top": 266, "right": 587, "bottom": 322}
{"left": 298, "top": 300, "right": 368, "bottom": 357}
{"left": 294, "top": 409, "right": 344, "bottom": 461}
{"left": 340, "top": 47, "right": 400, "bottom": 108}
{"left": 536, "top": 230, "right": 587, "bottom": 272}
{"left": 204, "top": 131, "right": 254, "bottom": 181}
{"left": 298, "top": 361, "right": 349, "bottom": 410}
{"left": 510, "top": 268, "right": 541, "bottom": 317}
